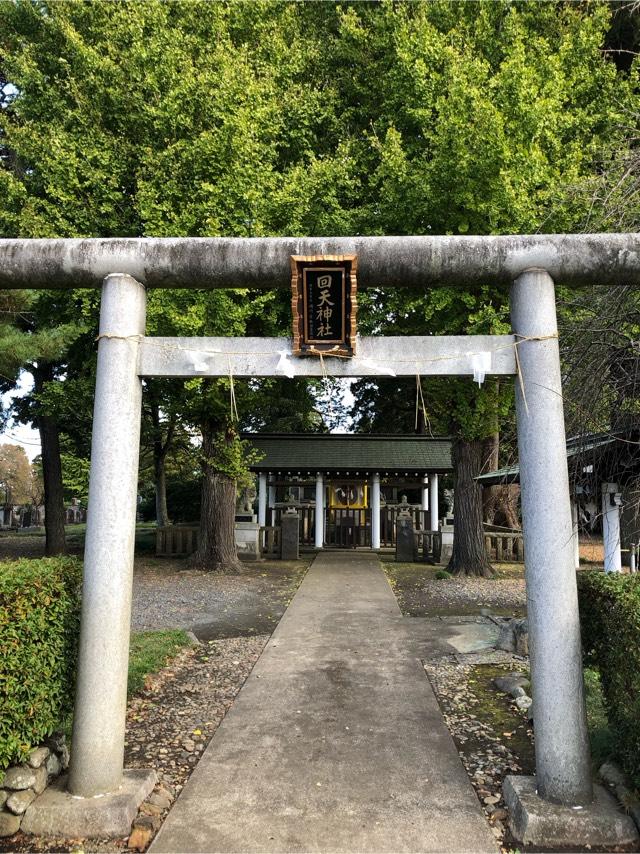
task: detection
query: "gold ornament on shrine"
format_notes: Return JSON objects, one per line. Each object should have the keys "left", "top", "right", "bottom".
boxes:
{"left": 290, "top": 254, "right": 358, "bottom": 357}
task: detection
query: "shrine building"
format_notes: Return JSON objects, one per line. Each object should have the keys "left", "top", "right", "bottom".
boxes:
{"left": 244, "top": 433, "right": 452, "bottom": 549}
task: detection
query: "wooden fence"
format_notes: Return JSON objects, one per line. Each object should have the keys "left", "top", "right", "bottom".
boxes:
{"left": 156, "top": 525, "right": 199, "bottom": 557}
{"left": 272, "top": 507, "right": 315, "bottom": 547}
{"left": 156, "top": 524, "right": 282, "bottom": 558}
{"left": 381, "top": 508, "right": 429, "bottom": 548}
{"left": 484, "top": 529, "right": 524, "bottom": 562}
{"left": 259, "top": 526, "right": 281, "bottom": 557}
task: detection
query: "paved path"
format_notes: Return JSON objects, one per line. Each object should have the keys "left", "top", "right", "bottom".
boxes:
{"left": 151, "top": 552, "right": 496, "bottom": 853}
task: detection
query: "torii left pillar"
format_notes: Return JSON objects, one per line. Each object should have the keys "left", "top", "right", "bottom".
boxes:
{"left": 30, "top": 274, "right": 157, "bottom": 837}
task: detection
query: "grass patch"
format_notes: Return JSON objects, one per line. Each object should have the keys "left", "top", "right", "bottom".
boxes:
{"left": 58, "top": 629, "right": 192, "bottom": 741}
{"left": 128, "top": 629, "right": 191, "bottom": 697}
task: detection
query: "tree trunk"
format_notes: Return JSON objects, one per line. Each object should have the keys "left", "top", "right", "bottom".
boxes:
{"left": 481, "top": 432, "right": 520, "bottom": 529}
{"left": 33, "top": 366, "right": 67, "bottom": 556}
{"left": 154, "top": 455, "right": 170, "bottom": 528}
{"left": 448, "top": 437, "right": 494, "bottom": 577}
{"left": 189, "top": 425, "right": 242, "bottom": 573}
{"left": 148, "top": 389, "right": 174, "bottom": 528}
{"left": 481, "top": 432, "right": 500, "bottom": 524}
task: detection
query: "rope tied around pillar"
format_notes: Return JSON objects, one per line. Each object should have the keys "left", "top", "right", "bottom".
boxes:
{"left": 512, "top": 332, "right": 560, "bottom": 416}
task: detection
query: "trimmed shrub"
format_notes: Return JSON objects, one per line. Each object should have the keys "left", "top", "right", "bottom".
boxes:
{"left": 577, "top": 570, "right": 640, "bottom": 785}
{"left": 0, "top": 557, "right": 81, "bottom": 770}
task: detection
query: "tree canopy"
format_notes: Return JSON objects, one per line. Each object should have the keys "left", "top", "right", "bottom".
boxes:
{"left": 0, "top": 0, "right": 637, "bottom": 569}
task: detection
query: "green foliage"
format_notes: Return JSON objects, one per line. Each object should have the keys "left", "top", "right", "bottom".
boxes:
{"left": 128, "top": 629, "right": 191, "bottom": 697}
{"left": 0, "top": 557, "right": 81, "bottom": 769}
{"left": 345, "top": 0, "right": 627, "bottom": 441}
{"left": 578, "top": 571, "right": 640, "bottom": 784}
{"left": 435, "top": 569, "right": 453, "bottom": 580}
{"left": 60, "top": 451, "right": 90, "bottom": 503}
{"left": 583, "top": 666, "right": 616, "bottom": 771}
{"left": 198, "top": 427, "right": 262, "bottom": 484}
{"left": 139, "top": 476, "right": 201, "bottom": 524}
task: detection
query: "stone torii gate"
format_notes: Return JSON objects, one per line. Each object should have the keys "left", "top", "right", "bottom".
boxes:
{"left": 2, "top": 234, "right": 639, "bottom": 845}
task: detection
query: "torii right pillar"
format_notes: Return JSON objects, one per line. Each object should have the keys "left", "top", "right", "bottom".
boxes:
{"left": 504, "top": 269, "right": 638, "bottom": 848}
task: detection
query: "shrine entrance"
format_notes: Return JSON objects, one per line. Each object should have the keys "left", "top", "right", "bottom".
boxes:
{"left": 1, "top": 233, "right": 634, "bottom": 840}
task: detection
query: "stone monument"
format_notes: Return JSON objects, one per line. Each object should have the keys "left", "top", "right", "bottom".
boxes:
{"left": 395, "top": 496, "right": 417, "bottom": 562}
{"left": 235, "top": 485, "right": 260, "bottom": 560}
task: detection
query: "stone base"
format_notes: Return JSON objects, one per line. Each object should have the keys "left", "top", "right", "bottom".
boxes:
{"left": 503, "top": 775, "right": 639, "bottom": 849}
{"left": 440, "top": 525, "right": 454, "bottom": 563}
{"left": 21, "top": 769, "right": 156, "bottom": 838}
{"left": 235, "top": 520, "right": 260, "bottom": 561}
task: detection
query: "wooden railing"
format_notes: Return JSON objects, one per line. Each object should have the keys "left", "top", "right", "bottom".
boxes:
{"left": 259, "top": 526, "right": 281, "bottom": 557}
{"left": 156, "top": 525, "right": 199, "bottom": 557}
{"left": 484, "top": 529, "right": 524, "bottom": 562}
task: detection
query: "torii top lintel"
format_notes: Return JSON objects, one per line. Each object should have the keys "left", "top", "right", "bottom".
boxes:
{"left": 0, "top": 234, "right": 638, "bottom": 289}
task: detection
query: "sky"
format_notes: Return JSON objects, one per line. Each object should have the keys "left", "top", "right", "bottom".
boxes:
{"left": 0, "top": 372, "right": 42, "bottom": 462}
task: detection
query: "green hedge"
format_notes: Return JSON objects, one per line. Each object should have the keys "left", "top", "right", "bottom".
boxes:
{"left": 577, "top": 570, "right": 640, "bottom": 785}
{"left": 0, "top": 557, "right": 82, "bottom": 770}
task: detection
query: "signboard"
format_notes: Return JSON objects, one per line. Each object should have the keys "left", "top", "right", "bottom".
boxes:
{"left": 290, "top": 254, "right": 357, "bottom": 357}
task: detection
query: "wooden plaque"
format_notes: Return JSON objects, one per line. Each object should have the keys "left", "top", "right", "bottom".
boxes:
{"left": 290, "top": 254, "right": 357, "bottom": 357}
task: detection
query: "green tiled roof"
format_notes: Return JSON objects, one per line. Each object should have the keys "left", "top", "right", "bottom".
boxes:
{"left": 242, "top": 434, "right": 452, "bottom": 474}
{"left": 476, "top": 433, "right": 627, "bottom": 485}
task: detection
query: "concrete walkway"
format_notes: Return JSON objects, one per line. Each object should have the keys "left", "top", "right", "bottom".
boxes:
{"left": 151, "top": 553, "right": 496, "bottom": 853}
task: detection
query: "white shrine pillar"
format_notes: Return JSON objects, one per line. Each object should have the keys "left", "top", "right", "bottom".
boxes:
{"left": 429, "top": 473, "right": 439, "bottom": 531}
{"left": 602, "top": 482, "right": 622, "bottom": 573}
{"left": 258, "top": 472, "right": 267, "bottom": 527}
{"left": 371, "top": 473, "right": 381, "bottom": 550}
{"left": 315, "top": 472, "right": 325, "bottom": 549}
{"left": 422, "top": 475, "right": 429, "bottom": 511}
{"left": 510, "top": 269, "right": 592, "bottom": 806}
{"left": 571, "top": 496, "right": 580, "bottom": 570}
{"left": 268, "top": 477, "right": 276, "bottom": 526}
{"left": 69, "top": 274, "right": 147, "bottom": 798}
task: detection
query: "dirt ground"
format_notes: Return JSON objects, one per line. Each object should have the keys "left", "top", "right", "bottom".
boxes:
{"left": 382, "top": 557, "right": 528, "bottom": 618}
{"left": 131, "top": 556, "right": 309, "bottom": 640}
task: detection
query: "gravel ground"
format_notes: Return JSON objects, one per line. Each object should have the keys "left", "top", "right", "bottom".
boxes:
{"left": 0, "top": 530, "right": 309, "bottom": 641}
{"left": 424, "top": 649, "right": 533, "bottom": 852}
{"left": 419, "top": 575, "right": 526, "bottom": 614}
{"left": 0, "top": 535, "right": 47, "bottom": 560}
